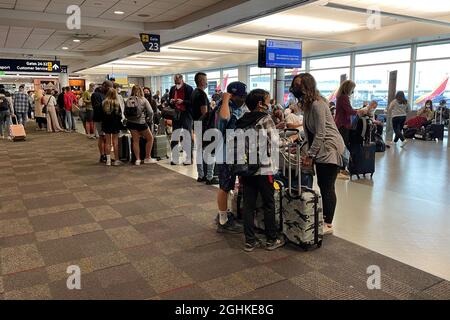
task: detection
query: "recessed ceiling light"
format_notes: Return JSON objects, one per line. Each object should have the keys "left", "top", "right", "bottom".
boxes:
{"left": 73, "top": 39, "right": 81, "bottom": 43}
{"left": 62, "top": 47, "right": 69, "bottom": 50}
{"left": 114, "top": 11, "right": 125, "bottom": 15}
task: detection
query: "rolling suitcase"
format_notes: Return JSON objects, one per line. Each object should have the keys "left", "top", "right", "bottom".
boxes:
{"left": 151, "top": 135, "right": 169, "bottom": 160}
{"left": 429, "top": 111, "right": 444, "bottom": 141}
{"left": 9, "top": 116, "right": 26, "bottom": 141}
{"left": 281, "top": 142, "right": 323, "bottom": 250}
{"left": 348, "top": 143, "right": 376, "bottom": 179}
{"left": 118, "top": 133, "right": 132, "bottom": 162}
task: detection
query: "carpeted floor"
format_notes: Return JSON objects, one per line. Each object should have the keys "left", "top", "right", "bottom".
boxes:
{"left": 0, "top": 127, "right": 449, "bottom": 300}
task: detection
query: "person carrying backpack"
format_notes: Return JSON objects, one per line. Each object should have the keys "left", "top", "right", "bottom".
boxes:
{"left": 0, "top": 89, "right": 14, "bottom": 139}
{"left": 124, "top": 85, "right": 157, "bottom": 165}
{"left": 234, "top": 89, "right": 285, "bottom": 252}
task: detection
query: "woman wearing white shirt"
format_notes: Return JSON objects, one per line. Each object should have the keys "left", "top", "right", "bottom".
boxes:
{"left": 43, "top": 89, "right": 63, "bottom": 132}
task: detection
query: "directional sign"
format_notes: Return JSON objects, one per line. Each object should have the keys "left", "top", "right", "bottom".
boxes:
{"left": 0, "top": 59, "right": 61, "bottom": 73}
{"left": 140, "top": 33, "right": 160, "bottom": 52}
{"left": 60, "top": 65, "right": 68, "bottom": 74}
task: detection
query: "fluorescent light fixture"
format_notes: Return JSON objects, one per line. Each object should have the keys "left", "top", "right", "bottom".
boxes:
{"left": 111, "top": 60, "right": 171, "bottom": 66}
{"left": 247, "top": 14, "right": 359, "bottom": 33}
{"left": 114, "top": 10, "right": 125, "bottom": 15}
{"left": 99, "top": 64, "right": 152, "bottom": 69}
{"left": 168, "top": 46, "right": 252, "bottom": 55}
{"left": 187, "top": 34, "right": 257, "bottom": 47}
{"left": 62, "top": 47, "right": 69, "bottom": 50}
{"left": 349, "top": 0, "right": 450, "bottom": 13}
{"left": 73, "top": 39, "right": 81, "bottom": 43}
{"left": 324, "top": 2, "right": 450, "bottom": 28}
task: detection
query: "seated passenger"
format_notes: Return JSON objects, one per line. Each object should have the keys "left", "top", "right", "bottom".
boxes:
{"left": 417, "top": 100, "right": 435, "bottom": 121}
{"left": 359, "top": 100, "right": 384, "bottom": 136}
{"left": 285, "top": 103, "right": 303, "bottom": 133}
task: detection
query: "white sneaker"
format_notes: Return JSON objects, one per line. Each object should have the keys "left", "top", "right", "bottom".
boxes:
{"left": 135, "top": 160, "right": 141, "bottom": 166}
{"left": 113, "top": 160, "right": 123, "bottom": 166}
{"left": 106, "top": 160, "right": 111, "bottom": 166}
{"left": 144, "top": 158, "right": 157, "bottom": 164}
{"left": 400, "top": 140, "right": 408, "bottom": 148}
{"left": 323, "top": 224, "right": 334, "bottom": 235}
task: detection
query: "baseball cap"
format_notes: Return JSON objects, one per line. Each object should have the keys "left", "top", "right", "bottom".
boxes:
{"left": 227, "top": 81, "right": 247, "bottom": 97}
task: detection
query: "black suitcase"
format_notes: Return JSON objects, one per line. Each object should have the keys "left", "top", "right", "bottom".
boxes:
{"left": 349, "top": 143, "right": 376, "bottom": 179}
{"left": 429, "top": 124, "right": 444, "bottom": 141}
{"left": 131, "top": 137, "right": 147, "bottom": 162}
{"left": 118, "top": 134, "right": 132, "bottom": 162}
{"left": 374, "top": 133, "right": 386, "bottom": 152}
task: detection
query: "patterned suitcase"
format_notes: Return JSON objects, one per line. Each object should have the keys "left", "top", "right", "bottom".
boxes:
{"left": 280, "top": 142, "right": 323, "bottom": 250}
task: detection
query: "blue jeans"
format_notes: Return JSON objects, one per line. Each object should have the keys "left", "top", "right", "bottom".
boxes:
{"left": 15, "top": 112, "right": 27, "bottom": 126}
{"left": 65, "top": 111, "right": 73, "bottom": 131}
{"left": 197, "top": 162, "right": 215, "bottom": 180}
{"left": 0, "top": 111, "right": 11, "bottom": 136}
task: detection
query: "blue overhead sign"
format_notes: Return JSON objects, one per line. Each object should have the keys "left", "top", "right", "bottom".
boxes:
{"left": 265, "top": 39, "right": 302, "bottom": 68}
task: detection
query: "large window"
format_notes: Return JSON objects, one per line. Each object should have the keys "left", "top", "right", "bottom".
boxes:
{"left": 186, "top": 73, "right": 196, "bottom": 88}
{"left": 355, "top": 48, "right": 411, "bottom": 65}
{"left": 414, "top": 59, "right": 450, "bottom": 109}
{"left": 310, "top": 55, "right": 350, "bottom": 69}
{"left": 161, "top": 75, "right": 173, "bottom": 93}
{"left": 223, "top": 68, "right": 238, "bottom": 87}
{"left": 354, "top": 63, "right": 410, "bottom": 109}
{"left": 417, "top": 43, "right": 450, "bottom": 60}
{"left": 249, "top": 66, "right": 272, "bottom": 93}
{"left": 310, "top": 68, "right": 350, "bottom": 102}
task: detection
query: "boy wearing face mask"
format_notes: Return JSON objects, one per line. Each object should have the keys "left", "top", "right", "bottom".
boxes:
{"left": 214, "top": 81, "right": 249, "bottom": 234}
{"left": 236, "top": 89, "right": 285, "bottom": 252}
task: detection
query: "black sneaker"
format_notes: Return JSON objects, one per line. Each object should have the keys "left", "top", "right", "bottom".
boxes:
{"left": 244, "top": 239, "right": 264, "bottom": 252}
{"left": 266, "top": 238, "right": 285, "bottom": 251}
{"left": 197, "top": 177, "right": 207, "bottom": 183}
{"left": 99, "top": 155, "right": 106, "bottom": 163}
{"left": 217, "top": 214, "right": 243, "bottom": 234}
{"left": 206, "top": 177, "right": 219, "bottom": 185}
{"left": 170, "top": 161, "right": 177, "bottom": 166}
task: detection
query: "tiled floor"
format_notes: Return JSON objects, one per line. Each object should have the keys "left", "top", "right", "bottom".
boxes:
{"left": 161, "top": 135, "right": 450, "bottom": 282}
{"left": 0, "top": 126, "right": 449, "bottom": 300}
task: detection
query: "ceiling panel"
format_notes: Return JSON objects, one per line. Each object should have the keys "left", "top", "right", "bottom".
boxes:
{"left": 0, "top": 0, "right": 15, "bottom": 9}
{"left": 4, "top": 27, "right": 32, "bottom": 48}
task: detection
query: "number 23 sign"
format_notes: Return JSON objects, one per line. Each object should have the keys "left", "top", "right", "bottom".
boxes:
{"left": 140, "top": 34, "right": 160, "bottom": 52}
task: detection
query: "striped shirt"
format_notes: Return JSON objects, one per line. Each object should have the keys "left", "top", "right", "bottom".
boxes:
{"left": 13, "top": 92, "right": 31, "bottom": 113}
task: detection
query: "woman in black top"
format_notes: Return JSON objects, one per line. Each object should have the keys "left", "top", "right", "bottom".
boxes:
{"left": 102, "top": 88, "right": 123, "bottom": 166}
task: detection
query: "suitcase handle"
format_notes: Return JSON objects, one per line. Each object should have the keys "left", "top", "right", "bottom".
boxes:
{"left": 10, "top": 115, "right": 18, "bottom": 125}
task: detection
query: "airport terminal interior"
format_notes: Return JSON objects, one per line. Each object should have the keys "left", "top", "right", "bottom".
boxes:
{"left": 0, "top": 0, "right": 450, "bottom": 301}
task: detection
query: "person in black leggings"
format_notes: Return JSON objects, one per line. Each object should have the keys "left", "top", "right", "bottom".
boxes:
{"left": 290, "top": 73, "right": 346, "bottom": 235}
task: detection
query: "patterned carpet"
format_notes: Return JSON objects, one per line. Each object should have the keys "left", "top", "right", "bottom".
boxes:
{"left": 0, "top": 127, "right": 449, "bottom": 300}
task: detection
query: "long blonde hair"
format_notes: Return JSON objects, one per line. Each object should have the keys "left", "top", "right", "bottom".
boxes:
{"left": 103, "top": 88, "right": 120, "bottom": 114}
{"left": 337, "top": 80, "right": 356, "bottom": 98}
{"left": 131, "top": 85, "right": 144, "bottom": 98}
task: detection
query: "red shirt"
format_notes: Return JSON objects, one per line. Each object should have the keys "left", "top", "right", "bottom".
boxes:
{"left": 64, "top": 92, "right": 77, "bottom": 111}
{"left": 335, "top": 95, "right": 357, "bottom": 129}
{"left": 174, "top": 86, "right": 186, "bottom": 112}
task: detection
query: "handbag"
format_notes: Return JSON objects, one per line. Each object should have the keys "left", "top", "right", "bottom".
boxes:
{"left": 161, "top": 106, "right": 180, "bottom": 121}
{"left": 42, "top": 96, "right": 49, "bottom": 114}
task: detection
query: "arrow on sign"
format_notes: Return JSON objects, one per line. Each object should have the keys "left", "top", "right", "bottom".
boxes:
{"left": 53, "top": 64, "right": 60, "bottom": 71}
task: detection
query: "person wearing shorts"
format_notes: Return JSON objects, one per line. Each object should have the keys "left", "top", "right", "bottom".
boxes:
{"left": 92, "top": 81, "right": 112, "bottom": 162}
{"left": 124, "top": 85, "right": 157, "bottom": 165}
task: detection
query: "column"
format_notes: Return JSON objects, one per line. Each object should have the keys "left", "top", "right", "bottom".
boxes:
{"left": 238, "top": 65, "right": 248, "bottom": 84}
{"left": 275, "top": 68, "right": 285, "bottom": 106}
{"left": 58, "top": 72, "right": 69, "bottom": 90}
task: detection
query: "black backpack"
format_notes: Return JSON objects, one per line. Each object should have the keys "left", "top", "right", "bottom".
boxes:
{"left": 229, "top": 112, "right": 268, "bottom": 177}
{"left": 124, "top": 97, "right": 143, "bottom": 119}
{"left": 0, "top": 97, "right": 9, "bottom": 112}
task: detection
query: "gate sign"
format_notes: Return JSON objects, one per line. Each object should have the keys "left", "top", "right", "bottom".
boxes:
{"left": 0, "top": 59, "right": 61, "bottom": 73}
{"left": 140, "top": 33, "right": 160, "bottom": 52}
